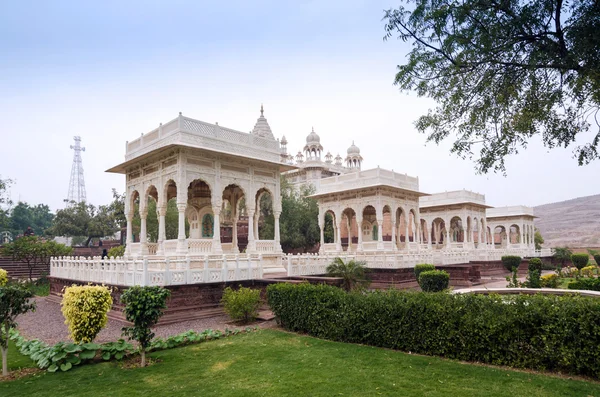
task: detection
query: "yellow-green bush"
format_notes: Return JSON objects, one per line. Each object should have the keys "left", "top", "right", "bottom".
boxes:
{"left": 61, "top": 285, "right": 113, "bottom": 343}
{"left": 107, "top": 245, "right": 125, "bottom": 258}
{"left": 0, "top": 268, "right": 8, "bottom": 286}
{"left": 540, "top": 273, "right": 560, "bottom": 288}
{"left": 580, "top": 266, "right": 597, "bottom": 278}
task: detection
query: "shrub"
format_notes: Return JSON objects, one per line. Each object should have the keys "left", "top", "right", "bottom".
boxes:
{"left": 561, "top": 266, "right": 579, "bottom": 278}
{"left": 0, "top": 285, "right": 36, "bottom": 376}
{"left": 528, "top": 258, "right": 542, "bottom": 272}
{"left": 108, "top": 245, "right": 125, "bottom": 258}
{"left": 325, "top": 258, "right": 370, "bottom": 291}
{"left": 221, "top": 286, "right": 261, "bottom": 324}
{"left": 522, "top": 269, "right": 541, "bottom": 288}
{"left": 501, "top": 255, "right": 521, "bottom": 272}
{"left": 580, "top": 266, "right": 597, "bottom": 278}
{"left": 120, "top": 286, "right": 171, "bottom": 367}
{"left": 594, "top": 255, "right": 600, "bottom": 266}
{"left": 418, "top": 270, "right": 449, "bottom": 292}
{"left": 553, "top": 247, "right": 573, "bottom": 268}
{"left": 414, "top": 264, "right": 436, "bottom": 282}
{"left": 61, "top": 285, "right": 113, "bottom": 343}
{"left": 540, "top": 273, "right": 560, "bottom": 288}
{"left": 568, "top": 278, "right": 600, "bottom": 292}
{"left": 0, "top": 269, "right": 7, "bottom": 287}
{"left": 570, "top": 253, "right": 589, "bottom": 270}
{"left": 267, "top": 283, "right": 600, "bottom": 378}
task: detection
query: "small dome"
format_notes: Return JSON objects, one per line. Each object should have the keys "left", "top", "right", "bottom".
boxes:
{"left": 281, "top": 135, "right": 288, "bottom": 145}
{"left": 347, "top": 141, "right": 360, "bottom": 155}
{"left": 306, "top": 127, "right": 320, "bottom": 145}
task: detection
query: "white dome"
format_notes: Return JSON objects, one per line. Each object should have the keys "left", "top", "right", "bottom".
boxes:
{"left": 347, "top": 141, "right": 360, "bottom": 155}
{"left": 306, "top": 127, "right": 320, "bottom": 145}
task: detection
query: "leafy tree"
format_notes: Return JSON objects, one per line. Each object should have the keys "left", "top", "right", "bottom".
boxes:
{"left": 326, "top": 257, "right": 370, "bottom": 291}
{"left": 0, "top": 177, "right": 13, "bottom": 233}
{"left": 553, "top": 247, "right": 573, "bottom": 268}
{"left": 8, "top": 202, "right": 54, "bottom": 237}
{"left": 534, "top": 228, "right": 545, "bottom": 250}
{"left": 48, "top": 202, "right": 118, "bottom": 247}
{"left": 120, "top": 286, "right": 171, "bottom": 367}
{"left": 0, "top": 284, "right": 35, "bottom": 376}
{"left": 279, "top": 177, "right": 320, "bottom": 252}
{"left": 383, "top": 0, "right": 600, "bottom": 173}
{"left": 1, "top": 237, "right": 73, "bottom": 281}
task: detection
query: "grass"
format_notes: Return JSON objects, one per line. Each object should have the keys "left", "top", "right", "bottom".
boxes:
{"left": 2, "top": 329, "right": 600, "bottom": 396}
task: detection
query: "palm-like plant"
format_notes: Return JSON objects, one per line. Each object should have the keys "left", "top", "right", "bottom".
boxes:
{"left": 326, "top": 257, "right": 370, "bottom": 291}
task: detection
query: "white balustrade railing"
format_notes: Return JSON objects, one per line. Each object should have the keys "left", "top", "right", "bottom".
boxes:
{"left": 50, "top": 254, "right": 263, "bottom": 286}
{"left": 162, "top": 239, "right": 179, "bottom": 253}
{"left": 255, "top": 240, "right": 277, "bottom": 253}
{"left": 147, "top": 243, "right": 158, "bottom": 255}
{"left": 188, "top": 239, "right": 213, "bottom": 254}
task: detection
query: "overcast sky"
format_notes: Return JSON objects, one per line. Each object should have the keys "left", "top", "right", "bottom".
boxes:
{"left": 1, "top": 0, "right": 598, "bottom": 213}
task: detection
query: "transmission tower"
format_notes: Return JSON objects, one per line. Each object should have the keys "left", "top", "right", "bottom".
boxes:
{"left": 66, "top": 136, "right": 87, "bottom": 205}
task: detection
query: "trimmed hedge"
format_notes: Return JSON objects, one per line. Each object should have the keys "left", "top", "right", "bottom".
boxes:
{"left": 528, "top": 258, "right": 542, "bottom": 272}
{"left": 501, "top": 255, "right": 521, "bottom": 271}
{"left": 414, "top": 264, "right": 435, "bottom": 281}
{"left": 418, "top": 270, "right": 449, "bottom": 292}
{"left": 568, "top": 278, "right": 600, "bottom": 292}
{"left": 594, "top": 255, "right": 600, "bottom": 266}
{"left": 571, "top": 254, "right": 590, "bottom": 270}
{"left": 267, "top": 283, "right": 600, "bottom": 378}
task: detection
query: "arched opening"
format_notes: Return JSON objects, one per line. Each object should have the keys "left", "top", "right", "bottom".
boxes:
{"left": 450, "top": 216, "right": 464, "bottom": 243}
{"left": 256, "top": 188, "right": 275, "bottom": 241}
{"left": 361, "top": 205, "right": 377, "bottom": 242}
{"left": 420, "top": 219, "right": 428, "bottom": 244}
{"left": 473, "top": 217, "right": 479, "bottom": 247}
{"left": 395, "top": 207, "right": 406, "bottom": 248}
{"left": 466, "top": 216, "right": 472, "bottom": 243}
{"left": 494, "top": 226, "right": 507, "bottom": 248}
{"left": 408, "top": 209, "right": 417, "bottom": 243}
{"left": 144, "top": 185, "right": 159, "bottom": 244}
{"left": 382, "top": 205, "right": 392, "bottom": 241}
{"left": 201, "top": 213, "right": 214, "bottom": 237}
{"left": 130, "top": 190, "right": 141, "bottom": 242}
{"left": 509, "top": 224, "right": 521, "bottom": 244}
{"left": 340, "top": 208, "right": 357, "bottom": 251}
{"left": 187, "top": 179, "right": 211, "bottom": 240}
{"left": 324, "top": 210, "right": 336, "bottom": 244}
{"left": 431, "top": 217, "right": 446, "bottom": 248}
{"left": 222, "top": 184, "right": 246, "bottom": 252}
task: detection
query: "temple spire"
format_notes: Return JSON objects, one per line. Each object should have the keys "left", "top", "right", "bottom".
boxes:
{"left": 260, "top": 104, "right": 264, "bottom": 117}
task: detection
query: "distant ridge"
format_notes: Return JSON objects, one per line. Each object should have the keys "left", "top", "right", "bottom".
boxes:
{"left": 534, "top": 194, "right": 600, "bottom": 248}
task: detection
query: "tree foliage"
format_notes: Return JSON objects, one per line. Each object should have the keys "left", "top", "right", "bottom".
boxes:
{"left": 1, "top": 237, "right": 73, "bottom": 281}
{"left": 383, "top": 0, "right": 600, "bottom": 173}
{"left": 120, "top": 286, "right": 171, "bottom": 367}
{"left": 0, "top": 177, "right": 13, "bottom": 234}
{"left": 48, "top": 202, "right": 118, "bottom": 247}
{"left": 0, "top": 284, "right": 35, "bottom": 376}
{"left": 61, "top": 285, "right": 113, "bottom": 343}
{"left": 534, "top": 227, "right": 544, "bottom": 250}
{"left": 279, "top": 177, "right": 320, "bottom": 252}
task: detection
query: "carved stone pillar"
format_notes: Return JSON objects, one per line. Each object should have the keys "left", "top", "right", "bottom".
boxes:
{"left": 212, "top": 205, "right": 222, "bottom": 254}
{"left": 176, "top": 203, "right": 188, "bottom": 255}
{"left": 391, "top": 221, "right": 397, "bottom": 251}
{"left": 157, "top": 206, "right": 167, "bottom": 255}
{"left": 140, "top": 208, "right": 148, "bottom": 255}
{"left": 274, "top": 210, "right": 282, "bottom": 252}
{"left": 377, "top": 218, "right": 384, "bottom": 250}
{"left": 336, "top": 222, "right": 342, "bottom": 252}
{"left": 232, "top": 219, "right": 239, "bottom": 253}
{"left": 125, "top": 212, "right": 133, "bottom": 255}
{"left": 356, "top": 216, "right": 363, "bottom": 252}
{"left": 246, "top": 209, "right": 256, "bottom": 252}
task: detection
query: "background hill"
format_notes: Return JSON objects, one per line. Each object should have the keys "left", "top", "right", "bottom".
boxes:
{"left": 534, "top": 194, "right": 600, "bottom": 248}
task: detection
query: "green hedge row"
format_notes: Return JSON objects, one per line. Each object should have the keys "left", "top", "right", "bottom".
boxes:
{"left": 267, "top": 283, "right": 600, "bottom": 378}
{"left": 568, "top": 278, "right": 600, "bottom": 291}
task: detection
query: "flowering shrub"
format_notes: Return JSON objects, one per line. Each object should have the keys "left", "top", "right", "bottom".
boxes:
{"left": 580, "top": 266, "right": 597, "bottom": 278}
{"left": 0, "top": 268, "right": 7, "bottom": 286}
{"left": 540, "top": 273, "right": 560, "bottom": 288}
{"left": 560, "top": 267, "right": 579, "bottom": 278}
{"left": 61, "top": 285, "right": 113, "bottom": 343}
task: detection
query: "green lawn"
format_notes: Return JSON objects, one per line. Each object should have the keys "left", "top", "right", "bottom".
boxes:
{"left": 2, "top": 329, "right": 599, "bottom": 396}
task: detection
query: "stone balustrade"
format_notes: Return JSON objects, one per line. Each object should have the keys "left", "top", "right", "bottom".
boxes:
{"left": 50, "top": 254, "right": 263, "bottom": 286}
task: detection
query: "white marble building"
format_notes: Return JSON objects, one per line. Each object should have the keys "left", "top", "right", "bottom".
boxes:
{"left": 50, "top": 105, "right": 551, "bottom": 285}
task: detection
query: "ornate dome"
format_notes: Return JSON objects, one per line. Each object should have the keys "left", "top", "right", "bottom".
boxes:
{"left": 306, "top": 127, "right": 320, "bottom": 145}
{"left": 280, "top": 135, "right": 288, "bottom": 145}
{"left": 347, "top": 141, "right": 360, "bottom": 155}
{"left": 251, "top": 104, "right": 275, "bottom": 140}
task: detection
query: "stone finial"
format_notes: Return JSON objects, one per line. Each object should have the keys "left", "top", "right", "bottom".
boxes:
{"left": 260, "top": 104, "right": 264, "bottom": 116}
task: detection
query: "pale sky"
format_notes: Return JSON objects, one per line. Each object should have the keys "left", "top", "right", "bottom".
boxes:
{"left": 1, "top": 0, "right": 598, "bottom": 212}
